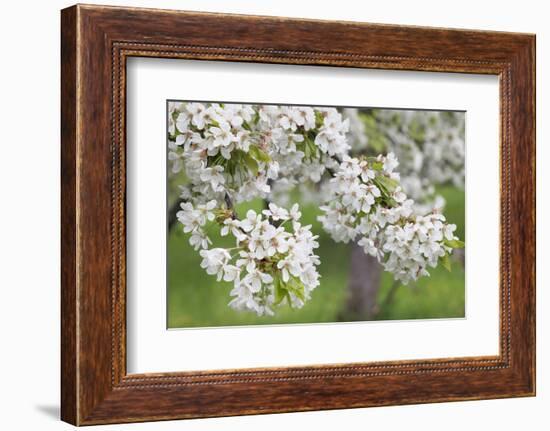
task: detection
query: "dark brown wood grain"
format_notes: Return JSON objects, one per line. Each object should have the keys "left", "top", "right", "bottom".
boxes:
{"left": 61, "top": 4, "right": 536, "bottom": 425}
{"left": 60, "top": 5, "right": 78, "bottom": 425}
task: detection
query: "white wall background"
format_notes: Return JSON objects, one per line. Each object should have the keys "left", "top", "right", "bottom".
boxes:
{"left": 0, "top": 0, "right": 546, "bottom": 429}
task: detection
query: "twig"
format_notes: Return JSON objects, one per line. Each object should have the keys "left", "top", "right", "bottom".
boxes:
{"left": 224, "top": 192, "right": 234, "bottom": 210}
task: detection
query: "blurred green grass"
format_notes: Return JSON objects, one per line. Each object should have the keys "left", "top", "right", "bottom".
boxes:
{"left": 167, "top": 186, "right": 465, "bottom": 328}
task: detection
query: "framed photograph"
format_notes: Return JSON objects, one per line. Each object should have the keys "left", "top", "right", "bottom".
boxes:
{"left": 61, "top": 4, "right": 535, "bottom": 425}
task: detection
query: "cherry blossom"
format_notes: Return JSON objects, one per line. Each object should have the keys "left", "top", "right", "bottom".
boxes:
{"left": 319, "top": 154, "right": 462, "bottom": 285}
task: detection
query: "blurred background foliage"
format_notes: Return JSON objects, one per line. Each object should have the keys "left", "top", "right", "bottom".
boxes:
{"left": 167, "top": 108, "right": 465, "bottom": 328}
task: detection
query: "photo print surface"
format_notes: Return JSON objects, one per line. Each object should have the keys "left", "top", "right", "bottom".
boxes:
{"left": 166, "top": 102, "right": 466, "bottom": 328}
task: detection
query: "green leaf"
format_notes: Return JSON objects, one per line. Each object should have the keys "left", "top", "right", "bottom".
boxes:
{"left": 441, "top": 253, "right": 452, "bottom": 272}
{"left": 286, "top": 278, "right": 306, "bottom": 302}
{"left": 273, "top": 278, "right": 288, "bottom": 306}
{"left": 444, "top": 239, "right": 465, "bottom": 249}
{"left": 249, "top": 146, "right": 271, "bottom": 163}
{"left": 243, "top": 154, "right": 259, "bottom": 176}
{"left": 252, "top": 111, "right": 260, "bottom": 125}
{"left": 375, "top": 175, "right": 399, "bottom": 193}
{"left": 370, "top": 161, "right": 384, "bottom": 171}
{"left": 365, "top": 157, "right": 384, "bottom": 171}
{"left": 299, "top": 135, "right": 318, "bottom": 161}
{"left": 315, "top": 111, "right": 324, "bottom": 128}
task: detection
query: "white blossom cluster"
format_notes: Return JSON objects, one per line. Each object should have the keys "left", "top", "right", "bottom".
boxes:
{"left": 196, "top": 203, "right": 320, "bottom": 316}
{"left": 168, "top": 102, "right": 352, "bottom": 315}
{"left": 168, "top": 102, "right": 270, "bottom": 204}
{"left": 382, "top": 125, "right": 444, "bottom": 215}
{"left": 318, "top": 153, "right": 461, "bottom": 284}
{"left": 372, "top": 212, "right": 458, "bottom": 284}
{"left": 336, "top": 109, "right": 464, "bottom": 215}
{"left": 373, "top": 110, "right": 465, "bottom": 214}
{"left": 168, "top": 102, "right": 351, "bottom": 208}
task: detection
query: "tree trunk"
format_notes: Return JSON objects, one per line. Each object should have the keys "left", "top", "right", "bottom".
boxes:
{"left": 340, "top": 242, "right": 383, "bottom": 321}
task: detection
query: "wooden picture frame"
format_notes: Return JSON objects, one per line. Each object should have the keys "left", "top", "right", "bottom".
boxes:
{"left": 61, "top": 4, "right": 535, "bottom": 425}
